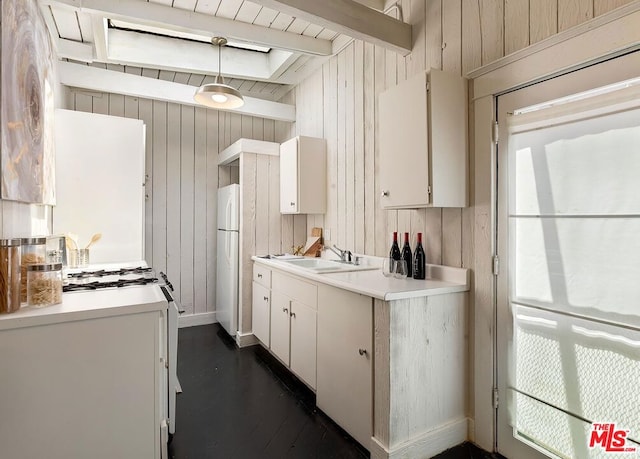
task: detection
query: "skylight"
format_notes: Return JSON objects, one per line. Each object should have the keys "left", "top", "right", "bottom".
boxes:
{"left": 108, "top": 19, "right": 272, "bottom": 53}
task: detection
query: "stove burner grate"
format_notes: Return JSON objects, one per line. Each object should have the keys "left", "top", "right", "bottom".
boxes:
{"left": 67, "top": 266, "right": 153, "bottom": 279}
{"left": 63, "top": 276, "right": 159, "bottom": 292}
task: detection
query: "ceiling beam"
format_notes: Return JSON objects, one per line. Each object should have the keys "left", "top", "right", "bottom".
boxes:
{"left": 250, "top": 0, "right": 412, "bottom": 55}
{"left": 41, "top": 0, "right": 333, "bottom": 56}
{"left": 58, "top": 61, "right": 296, "bottom": 122}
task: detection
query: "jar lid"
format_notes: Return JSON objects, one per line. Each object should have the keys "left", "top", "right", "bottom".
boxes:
{"left": 0, "top": 238, "right": 21, "bottom": 247}
{"left": 21, "top": 237, "right": 47, "bottom": 245}
{"left": 26, "top": 263, "right": 63, "bottom": 272}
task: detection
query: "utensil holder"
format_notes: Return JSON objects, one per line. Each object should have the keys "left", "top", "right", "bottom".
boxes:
{"left": 68, "top": 249, "right": 89, "bottom": 268}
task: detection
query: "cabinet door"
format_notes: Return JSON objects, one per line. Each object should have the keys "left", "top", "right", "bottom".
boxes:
{"left": 379, "top": 71, "right": 430, "bottom": 208}
{"left": 317, "top": 285, "right": 372, "bottom": 448}
{"left": 252, "top": 282, "right": 270, "bottom": 346}
{"left": 270, "top": 291, "right": 291, "bottom": 364}
{"left": 279, "top": 138, "right": 299, "bottom": 213}
{"left": 290, "top": 301, "right": 317, "bottom": 389}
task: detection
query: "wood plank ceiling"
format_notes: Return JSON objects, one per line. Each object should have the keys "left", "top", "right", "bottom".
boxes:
{"left": 46, "top": 0, "right": 346, "bottom": 102}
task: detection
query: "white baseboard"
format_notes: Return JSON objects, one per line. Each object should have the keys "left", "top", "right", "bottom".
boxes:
{"left": 370, "top": 417, "right": 470, "bottom": 459}
{"left": 236, "top": 331, "right": 259, "bottom": 348}
{"left": 178, "top": 312, "right": 217, "bottom": 328}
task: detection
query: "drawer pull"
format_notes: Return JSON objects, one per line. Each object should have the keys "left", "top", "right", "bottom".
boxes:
{"left": 358, "top": 348, "right": 367, "bottom": 356}
{"left": 263, "top": 296, "right": 269, "bottom": 301}
{"left": 283, "top": 308, "right": 288, "bottom": 314}
{"left": 290, "top": 312, "right": 296, "bottom": 318}
{"left": 257, "top": 273, "right": 263, "bottom": 278}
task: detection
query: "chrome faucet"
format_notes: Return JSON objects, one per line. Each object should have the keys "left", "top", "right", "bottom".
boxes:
{"left": 327, "top": 244, "right": 349, "bottom": 262}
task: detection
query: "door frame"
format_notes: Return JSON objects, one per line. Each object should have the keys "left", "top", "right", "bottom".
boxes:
{"left": 495, "top": 50, "right": 640, "bottom": 459}
{"left": 466, "top": 3, "right": 640, "bottom": 452}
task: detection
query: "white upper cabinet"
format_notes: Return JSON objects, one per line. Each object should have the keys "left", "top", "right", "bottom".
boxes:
{"left": 280, "top": 136, "right": 326, "bottom": 214}
{"left": 379, "top": 69, "right": 468, "bottom": 208}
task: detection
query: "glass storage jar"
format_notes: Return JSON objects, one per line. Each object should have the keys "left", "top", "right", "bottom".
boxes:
{"left": 20, "top": 237, "right": 47, "bottom": 303}
{"left": 26, "top": 263, "right": 63, "bottom": 307}
{"left": 0, "top": 238, "right": 21, "bottom": 314}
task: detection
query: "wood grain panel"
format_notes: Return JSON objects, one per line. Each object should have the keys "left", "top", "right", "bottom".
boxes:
{"left": 206, "top": 110, "right": 219, "bottom": 313}
{"left": 166, "top": 103, "right": 183, "bottom": 307}
{"left": 530, "top": 0, "right": 558, "bottom": 43}
{"left": 325, "top": 58, "right": 339, "bottom": 248}
{"left": 363, "top": 42, "right": 376, "bottom": 255}
{"left": 337, "top": 50, "right": 347, "bottom": 248}
{"left": 505, "top": 0, "right": 530, "bottom": 55}
{"left": 373, "top": 44, "right": 387, "bottom": 256}
{"left": 354, "top": 41, "right": 366, "bottom": 254}
{"left": 193, "top": 107, "right": 208, "bottom": 314}
{"left": 240, "top": 153, "right": 257, "bottom": 333}
{"left": 345, "top": 43, "right": 356, "bottom": 252}
{"left": 480, "top": 0, "right": 505, "bottom": 65}
{"left": 180, "top": 106, "right": 195, "bottom": 315}
{"left": 462, "top": 0, "right": 483, "bottom": 73}
{"left": 594, "top": 0, "right": 631, "bottom": 15}
{"left": 558, "top": 0, "right": 593, "bottom": 31}
{"left": 443, "top": 0, "right": 463, "bottom": 74}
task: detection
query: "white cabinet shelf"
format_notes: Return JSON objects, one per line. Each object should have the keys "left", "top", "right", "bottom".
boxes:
{"left": 379, "top": 69, "right": 468, "bottom": 208}
{"left": 280, "top": 136, "right": 326, "bottom": 214}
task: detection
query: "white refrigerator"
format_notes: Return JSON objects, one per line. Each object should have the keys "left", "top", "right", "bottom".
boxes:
{"left": 216, "top": 184, "right": 240, "bottom": 337}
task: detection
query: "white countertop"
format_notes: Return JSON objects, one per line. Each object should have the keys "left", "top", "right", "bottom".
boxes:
{"left": 252, "top": 256, "right": 470, "bottom": 301}
{"left": 0, "top": 284, "right": 167, "bottom": 331}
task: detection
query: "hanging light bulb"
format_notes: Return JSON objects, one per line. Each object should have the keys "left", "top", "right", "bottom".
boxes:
{"left": 194, "top": 37, "right": 245, "bottom": 109}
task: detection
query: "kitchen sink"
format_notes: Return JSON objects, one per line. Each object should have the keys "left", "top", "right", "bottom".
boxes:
{"left": 281, "top": 258, "right": 379, "bottom": 273}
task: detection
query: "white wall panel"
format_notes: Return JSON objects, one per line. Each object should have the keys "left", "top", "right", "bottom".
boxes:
{"left": 66, "top": 78, "right": 303, "bottom": 318}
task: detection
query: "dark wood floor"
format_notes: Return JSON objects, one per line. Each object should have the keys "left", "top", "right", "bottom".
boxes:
{"left": 168, "top": 324, "right": 502, "bottom": 459}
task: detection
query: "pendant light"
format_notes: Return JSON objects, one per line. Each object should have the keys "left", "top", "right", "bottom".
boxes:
{"left": 194, "top": 37, "right": 245, "bottom": 109}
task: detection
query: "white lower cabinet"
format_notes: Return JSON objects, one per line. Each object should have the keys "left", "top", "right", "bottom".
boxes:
{"left": 317, "top": 284, "right": 373, "bottom": 448}
{"left": 270, "top": 290, "right": 292, "bottom": 364}
{"left": 268, "top": 271, "right": 318, "bottom": 389}
{"left": 289, "top": 300, "right": 317, "bottom": 389}
{"left": 253, "top": 263, "right": 372, "bottom": 447}
{"left": 251, "top": 282, "right": 271, "bottom": 346}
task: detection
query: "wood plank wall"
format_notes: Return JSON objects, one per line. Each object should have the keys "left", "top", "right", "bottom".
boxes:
{"left": 286, "top": 0, "right": 634, "bottom": 449}
{"left": 66, "top": 66, "right": 307, "bottom": 318}
{"left": 287, "top": 0, "right": 633, "bottom": 264}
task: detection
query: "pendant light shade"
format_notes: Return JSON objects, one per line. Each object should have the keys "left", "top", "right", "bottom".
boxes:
{"left": 194, "top": 37, "right": 245, "bottom": 109}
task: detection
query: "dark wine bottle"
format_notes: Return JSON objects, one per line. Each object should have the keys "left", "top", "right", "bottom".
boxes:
{"left": 401, "top": 232, "right": 412, "bottom": 277}
{"left": 413, "top": 232, "right": 426, "bottom": 280}
{"left": 389, "top": 231, "right": 401, "bottom": 261}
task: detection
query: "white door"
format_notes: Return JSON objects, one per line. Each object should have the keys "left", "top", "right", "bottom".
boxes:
{"left": 279, "top": 138, "right": 298, "bottom": 213}
{"left": 216, "top": 229, "right": 238, "bottom": 336}
{"left": 217, "top": 184, "right": 239, "bottom": 231}
{"left": 496, "top": 51, "right": 640, "bottom": 459}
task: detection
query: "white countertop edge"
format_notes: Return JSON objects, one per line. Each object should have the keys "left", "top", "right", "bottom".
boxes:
{"left": 0, "top": 285, "right": 167, "bottom": 331}
{"left": 252, "top": 256, "right": 470, "bottom": 301}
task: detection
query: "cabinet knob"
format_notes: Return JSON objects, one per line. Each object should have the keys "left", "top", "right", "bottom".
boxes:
{"left": 257, "top": 273, "right": 263, "bottom": 278}
{"left": 263, "top": 296, "right": 269, "bottom": 301}
{"left": 283, "top": 308, "right": 288, "bottom": 314}
{"left": 290, "top": 202, "right": 296, "bottom": 206}
{"left": 381, "top": 190, "right": 389, "bottom": 197}
{"left": 290, "top": 312, "right": 296, "bottom": 318}
{"left": 358, "top": 348, "right": 367, "bottom": 356}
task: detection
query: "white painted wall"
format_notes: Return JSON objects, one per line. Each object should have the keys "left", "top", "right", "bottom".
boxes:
{"left": 65, "top": 67, "right": 306, "bottom": 318}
